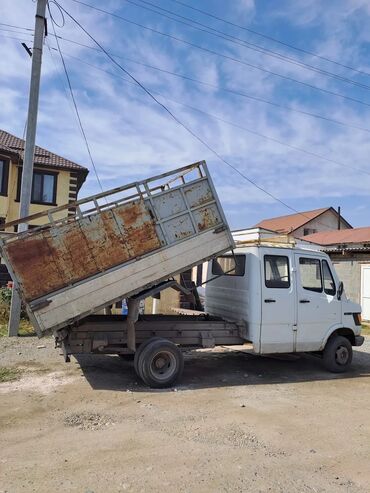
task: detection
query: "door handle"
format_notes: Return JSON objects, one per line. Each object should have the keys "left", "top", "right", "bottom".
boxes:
{"left": 264, "top": 299, "right": 276, "bottom": 303}
{"left": 300, "top": 299, "right": 310, "bottom": 303}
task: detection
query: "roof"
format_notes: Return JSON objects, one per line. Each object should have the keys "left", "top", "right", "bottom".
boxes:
{"left": 0, "top": 129, "right": 88, "bottom": 175}
{"left": 255, "top": 207, "right": 352, "bottom": 233}
{"left": 303, "top": 227, "right": 370, "bottom": 246}
{"left": 0, "top": 142, "right": 19, "bottom": 157}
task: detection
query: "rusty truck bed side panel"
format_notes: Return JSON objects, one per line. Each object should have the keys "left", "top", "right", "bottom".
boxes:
{"left": 5, "top": 200, "right": 161, "bottom": 301}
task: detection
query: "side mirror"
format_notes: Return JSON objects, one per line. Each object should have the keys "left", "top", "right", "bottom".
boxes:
{"left": 337, "top": 281, "right": 344, "bottom": 300}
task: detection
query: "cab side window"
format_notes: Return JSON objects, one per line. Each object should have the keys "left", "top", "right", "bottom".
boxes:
{"left": 322, "top": 260, "right": 336, "bottom": 296}
{"left": 212, "top": 254, "right": 246, "bottom": 276}
{"left": 264, "top": 255, "right": 290, "bottom": 288}
{"left": 299, "top": 257, "right": 322, "bottom": 293}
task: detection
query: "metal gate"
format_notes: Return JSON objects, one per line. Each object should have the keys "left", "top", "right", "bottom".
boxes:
{"left": 361, "top": 265, "right": 370, "bottom": 321}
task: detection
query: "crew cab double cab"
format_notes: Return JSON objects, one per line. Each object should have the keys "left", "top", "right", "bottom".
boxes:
{"left": 206, "top": 240, "right": 363, "bottom": 374}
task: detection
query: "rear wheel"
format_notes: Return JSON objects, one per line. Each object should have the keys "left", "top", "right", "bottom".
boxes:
{"left": 137, "top": 339, "right": 184, "bottom": 388}
{"left": 134, "top": 337, "right": 166, "bottom": 378}
{"left": 323, "top": 335, "right": 352, "bottom": 373}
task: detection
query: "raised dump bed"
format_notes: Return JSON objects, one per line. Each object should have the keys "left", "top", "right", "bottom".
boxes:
{"left": 0, "top": 161, "right": 234, "bottom": 336}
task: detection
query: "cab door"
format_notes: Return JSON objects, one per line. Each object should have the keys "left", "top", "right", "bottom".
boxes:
{"left": 295, "top": 254, "right": 340, "bottom": 351}
{"left": 260, "top": 251, "right": 295, "bottom": 353}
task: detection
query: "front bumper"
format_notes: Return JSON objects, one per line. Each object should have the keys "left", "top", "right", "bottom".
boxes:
{"left": 354, "top": 336, "right": 365, "bottom": 347}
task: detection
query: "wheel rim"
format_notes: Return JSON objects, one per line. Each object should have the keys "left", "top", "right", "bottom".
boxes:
{"left": 335, "top": 345, "right": 350, "bottom": 365}
{"left": 149, "top": 350, "right": 177, "bottom": 382}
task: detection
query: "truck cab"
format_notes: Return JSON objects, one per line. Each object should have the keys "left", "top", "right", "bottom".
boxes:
{"left": 206, "top": 243, "right": 363, "bottom": 372}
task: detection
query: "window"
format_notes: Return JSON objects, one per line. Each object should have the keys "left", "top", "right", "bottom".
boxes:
{"left": 322, "top": 260, "right": 336, "bottom": 296}
{"left": 212, "top": 254, "right": 245, "bottom": 276}
{"left": 299, "top": 257, "right": 322, "bottom": 292}
{"left": 32, "top": 172, "right": 56, "bottom": 204}
{"left": 0, "top": 158, "right": 9, "bottom": 196}
{"left": 264, "top": 255, "right": 290, "bottom": 288}
{"left": 303, "top": 228, "right": 317, "bottom": 236}
{"left": 17, "top": 169, "right": 58, "bottom": 205}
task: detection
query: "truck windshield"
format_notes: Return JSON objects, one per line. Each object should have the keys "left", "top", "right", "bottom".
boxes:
{"left": 212, "top": 255, "right": 245, "bottom": 276}
{"left": 322, "top": 260, "right": 336, "bottom": 296}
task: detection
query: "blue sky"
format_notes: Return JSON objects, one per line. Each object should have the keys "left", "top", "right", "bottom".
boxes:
{"left": 1, "top": 0, "right": 370, "bottom": 229}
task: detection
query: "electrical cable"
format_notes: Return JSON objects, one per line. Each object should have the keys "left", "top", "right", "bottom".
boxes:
{"left": 57, "top": 50, "right": 370, "bottom": 177}
{"left": 0, "top": 34, "right": 34, "bottom": 42}
{"left": 46, "top": 41, "right": 90, "bottom": 148}
{"left": 50, "top": 46, "right": 370, "bottom": 134}
{"left": 167, "top": 0, "right": 370, "bottom": 79}
{"left": 89, "top": 0, "right": 370, "bottom": 92}
{"left": 0, "top": 23, "right": 34, "bottom": 31}
{"left": 47, "top": 32, "right": 370, "bottom": 111}
{"left": 47, "top": 0, "right": 65, "bottom": 27}
{"left": 60, "top": 1, "right": 370, "bottom": 107}
{"left": 47, "top": 2, "right": 104, "bottom": 194}
{"left": 50, "top": 2, "right": 370, "bottom": 225}
{"left": 0, "top": 27, "right": 33, "bottom": 35}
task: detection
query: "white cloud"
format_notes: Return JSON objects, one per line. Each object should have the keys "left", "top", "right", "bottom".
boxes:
{"left": 0, "top": 0, "right": 370, "bottom": 229}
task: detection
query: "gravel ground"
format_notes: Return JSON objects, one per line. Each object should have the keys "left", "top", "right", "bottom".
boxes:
{"left": 1, "top": 335, "right": 370, "bottom": 493}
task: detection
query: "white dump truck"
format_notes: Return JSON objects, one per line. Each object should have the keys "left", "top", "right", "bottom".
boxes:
{"left": 0, "top": 161, "right": 363, "bottom": 387}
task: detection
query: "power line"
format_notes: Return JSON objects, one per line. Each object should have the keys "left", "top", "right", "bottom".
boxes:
{"left": 0, "top": 27, "right": 33, "bottom": 35}
{"left": 46, "top": 41, "right": 91, "bottom": 147}
{"left": 48, "top": 5, "right": 105, "bottom": 194}
{"left": 167, "top": 0, "right": 370, "bottom": 79}
{"left": 52, "top": 46, "right": 370, "bottom": 135}
{"left": 60, "top": 1, "right": 370, "bottom": 107}
{"left": 49, "top": 2, "right": 370, "bottom": 226}
{"left": 94, "top": 0, "right": 370, "bottom": 93}
{"left": 0, "top": 34, "right": 34, "bottom": 42}
{"left": 0, "top": 22, "right": 34, "bottom": 31}
{"left": 56, "top": 50, "right": 370, "bottom": 177}
{"left": 48, "top": 32, "right": 370, "bottom": 110}
{"left": 53, "top": 2, "right": 307, "bottom": 215}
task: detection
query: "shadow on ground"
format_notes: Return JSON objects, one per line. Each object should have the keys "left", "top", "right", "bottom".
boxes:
{"left": 74, "top": 346, "right": 370, "bottom": 392}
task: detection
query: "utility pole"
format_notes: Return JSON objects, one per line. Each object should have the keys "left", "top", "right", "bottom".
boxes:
{"left": 8, "top": 0, "right": 47, "bottom": 336}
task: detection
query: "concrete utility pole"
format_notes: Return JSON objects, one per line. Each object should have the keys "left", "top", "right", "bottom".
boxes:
{"left": 8, "top": 0, "right": 47, "bottom": 336}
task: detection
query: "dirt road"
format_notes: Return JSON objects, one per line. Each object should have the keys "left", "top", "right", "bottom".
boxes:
{"left": 1, "top": 336, "right": 370, "bottom": 493}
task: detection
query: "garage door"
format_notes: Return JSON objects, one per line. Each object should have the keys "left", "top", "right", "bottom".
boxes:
{"left": 362, "top": 265, "right": 370, "bottom": 321}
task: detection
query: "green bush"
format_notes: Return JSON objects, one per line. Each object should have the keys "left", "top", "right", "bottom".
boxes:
{"left": 0, "top": 288, "right": 11, "bottom": 324}
{"left": 0, "top": 287, "right": 28, "bottom": 324}
{"left": 0, "top": 287, "right": 12, "bottom": 305}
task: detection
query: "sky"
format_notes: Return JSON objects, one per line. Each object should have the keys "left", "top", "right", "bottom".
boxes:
{"left": 1, "top": 0, "right": 370, "bottom": 229}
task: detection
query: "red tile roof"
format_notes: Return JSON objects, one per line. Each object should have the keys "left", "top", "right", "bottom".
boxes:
{"left": 0, "top": 142, "right": 19, "bottom": 157}
{"left": 0, "top": 129, "right": 88, "bottom": 174}
{"left": 255, "top": 207, "right": 333, "bottom": 233}
{"left": 303, "top": 227, "right": 370, "bottom": 246}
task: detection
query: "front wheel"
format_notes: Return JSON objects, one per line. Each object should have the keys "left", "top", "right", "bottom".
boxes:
{"left": 136, "top": 339, "right": 184, "bottom": 388}
{"left": 323, "top": 335, "right": 352, "bottom": 373}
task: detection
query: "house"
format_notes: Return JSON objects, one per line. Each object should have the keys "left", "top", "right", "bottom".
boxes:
{"left": 255, "top": 207, "right": 352, "bottom": 237}
{"left": 0, "top": 129, "right": 88, "bottom": 231}
{"left": 303, "top": 228, "right": 370, "bottom": 321}
{"left": 0, "top": 129, "right": 89, "bottom": 285}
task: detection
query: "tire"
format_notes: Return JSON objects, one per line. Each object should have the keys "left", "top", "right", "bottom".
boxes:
{"left": 323, "top": 335, "right": 352, "bottom": 373}
{"left": 137, "top": 339, "right": 184, "bottom": 388}
{"left": 134, "top": 337, "right": 166, "bottom": 378}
